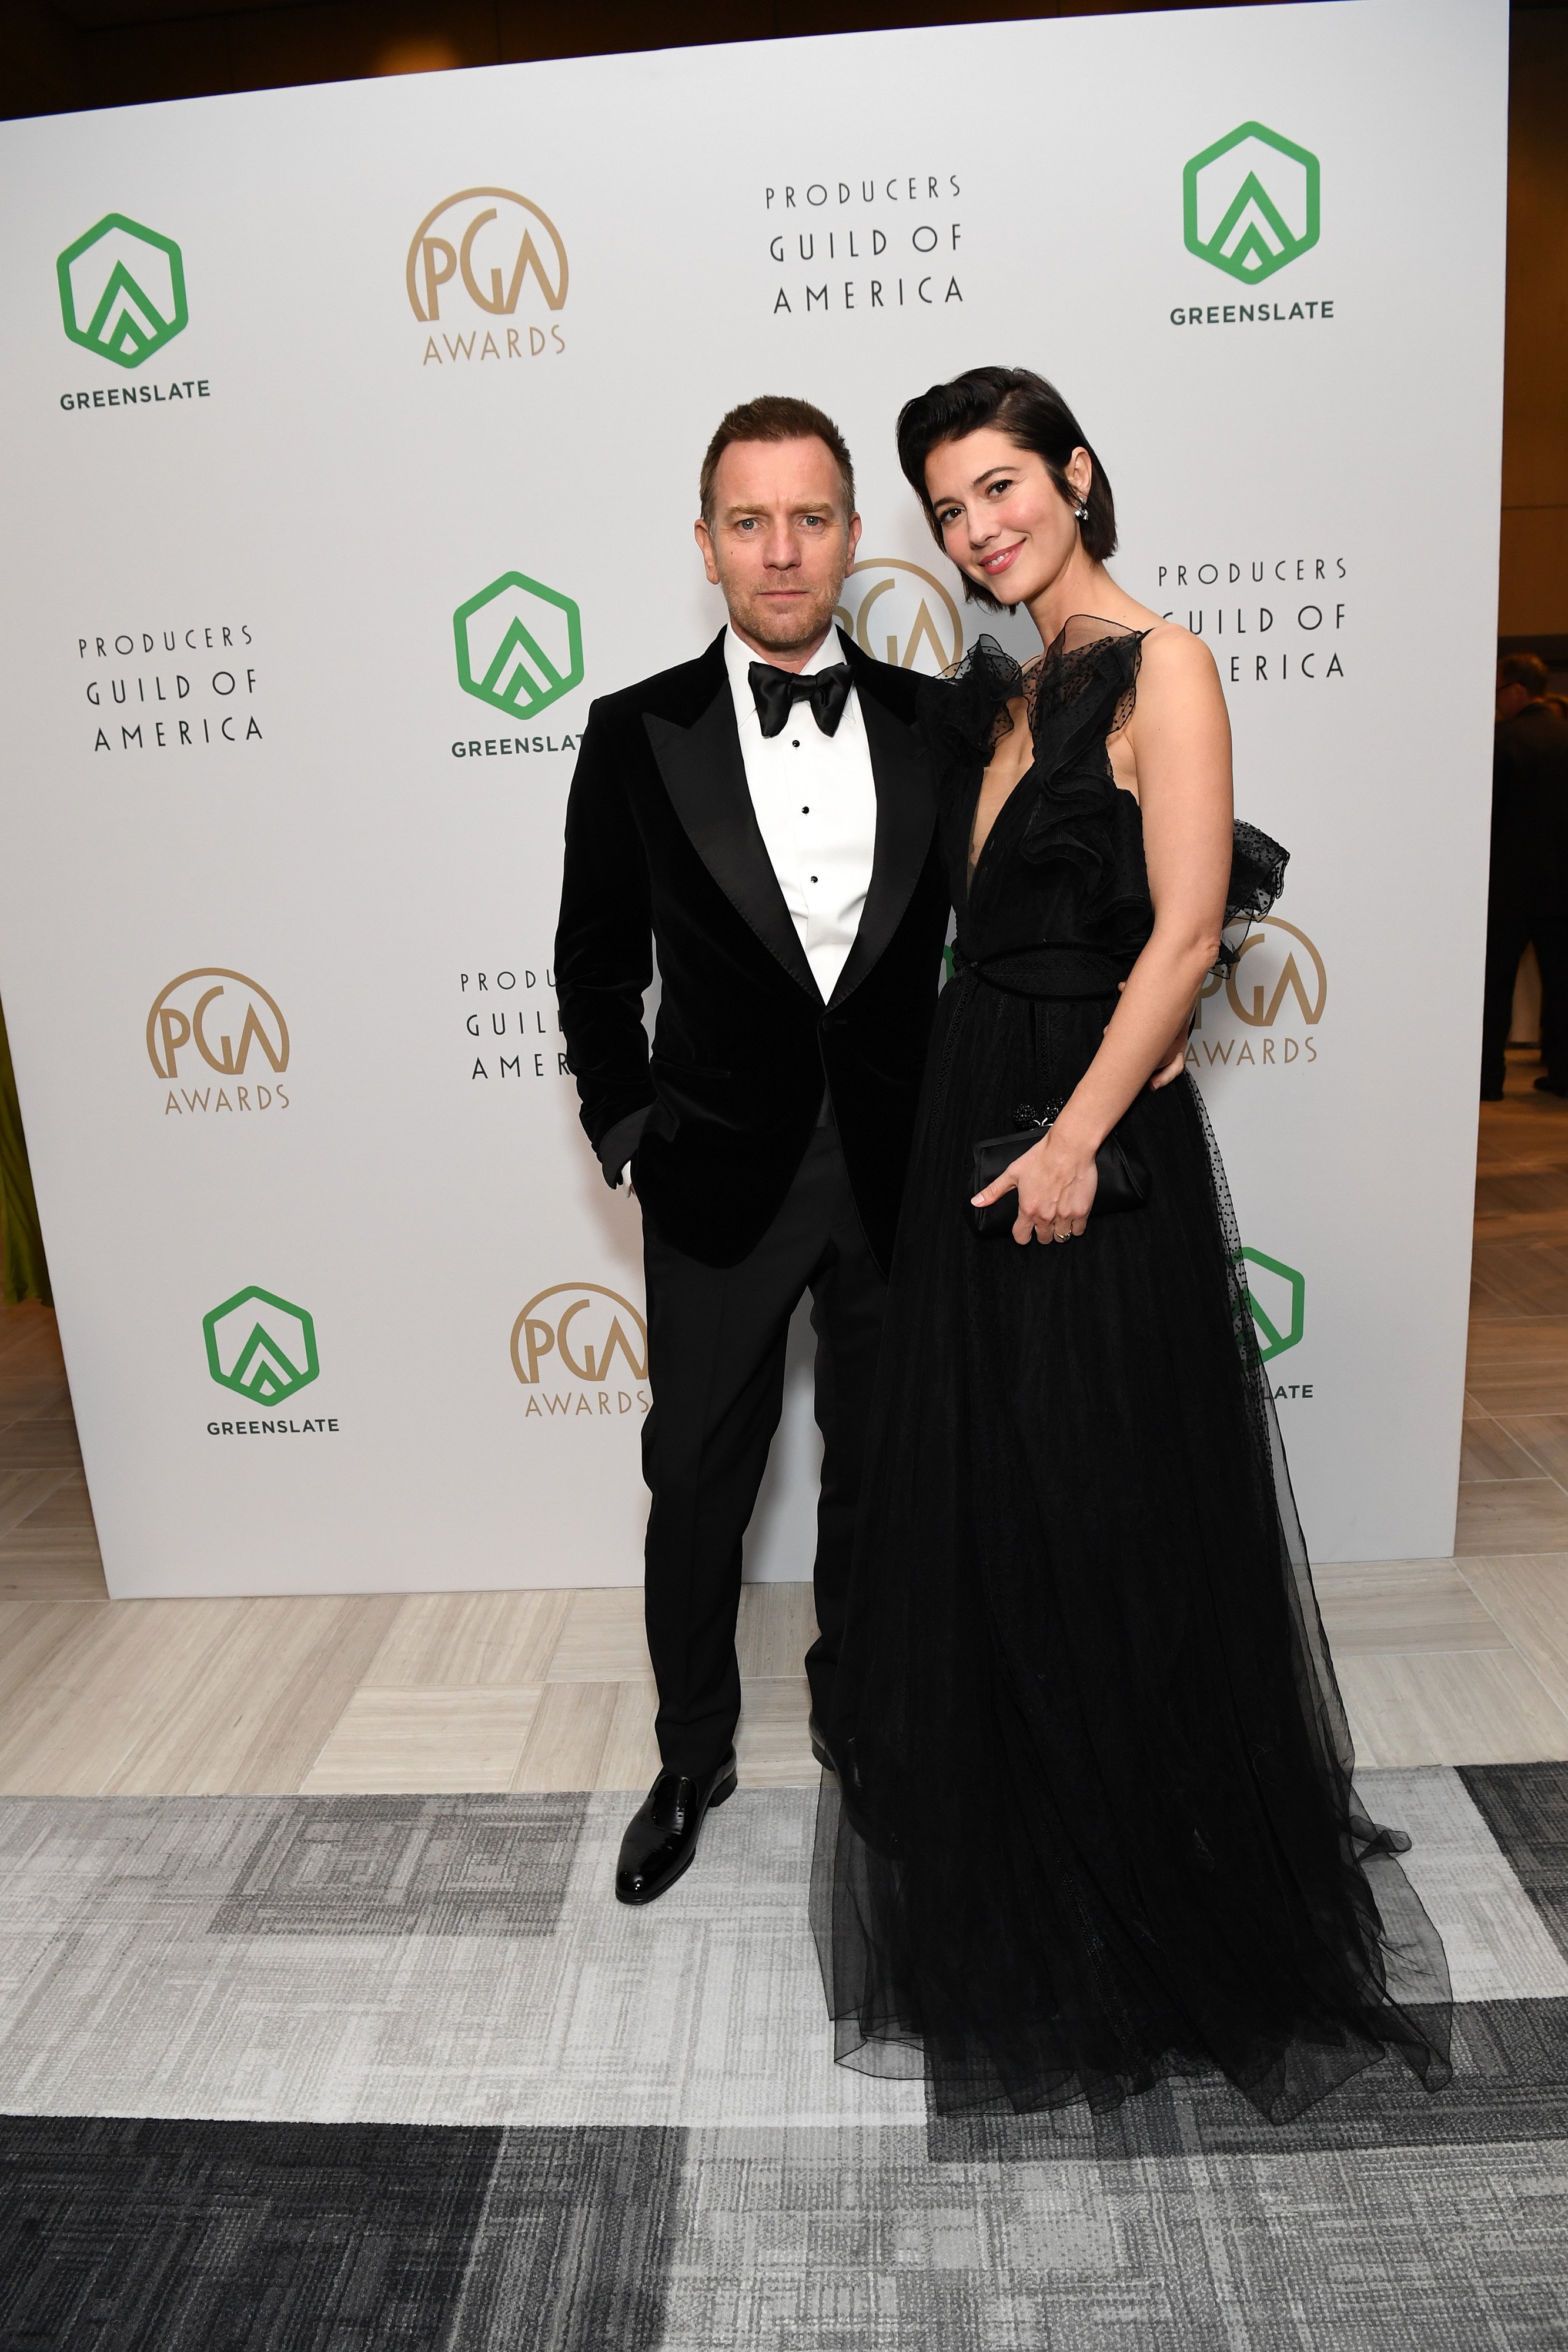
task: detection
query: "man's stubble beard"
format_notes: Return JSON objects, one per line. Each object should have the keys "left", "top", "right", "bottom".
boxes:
{"left": 726, "top": 572, "right": 847, "bottom": 659}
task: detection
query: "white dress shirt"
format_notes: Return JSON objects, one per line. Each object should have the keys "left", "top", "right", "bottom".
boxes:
{"left": 724, "top": 624, "right": 878, "bottom": 1004}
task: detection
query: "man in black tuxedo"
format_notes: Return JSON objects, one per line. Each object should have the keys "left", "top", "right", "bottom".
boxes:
{"left": 555, "top": 395, "right": 948, "bottom": 1902}
{"left": 1482, "top": 652, "right": 1568, "bottom": 1099}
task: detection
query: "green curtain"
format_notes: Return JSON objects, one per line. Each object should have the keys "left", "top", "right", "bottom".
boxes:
{"left": 0, "top": 992, "right": 51, "bottom": 1306}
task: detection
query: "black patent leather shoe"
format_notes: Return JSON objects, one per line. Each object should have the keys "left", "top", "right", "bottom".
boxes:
{"left": 614, "top": 1750, "right": 738, "bottom": 1905}
{"left": 808, "top": 1712, "right": 835, "bottom": 1772}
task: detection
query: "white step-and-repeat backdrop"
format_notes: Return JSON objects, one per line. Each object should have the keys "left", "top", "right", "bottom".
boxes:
{"left": 0, "top": 0, "right": 1506, "bottom": 1595}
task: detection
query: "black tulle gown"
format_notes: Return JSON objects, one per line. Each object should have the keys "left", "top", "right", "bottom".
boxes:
{"left": 814, "top": 619, "right": 1450, "bottom": 2124}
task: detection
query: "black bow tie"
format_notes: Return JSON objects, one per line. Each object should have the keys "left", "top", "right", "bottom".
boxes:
{"left": 748, "top": 659, "right": 852, "bottom": 740}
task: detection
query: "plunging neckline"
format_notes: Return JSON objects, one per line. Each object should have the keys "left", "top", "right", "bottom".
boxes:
{"left": 961, "top": 616, "right": 1146, "bottom": 904}
{"left": 965, "top": 727, "right": 1038, "bottom": 903}
{"left": 966, "top": 697, "right": 1037, "bottom": 890}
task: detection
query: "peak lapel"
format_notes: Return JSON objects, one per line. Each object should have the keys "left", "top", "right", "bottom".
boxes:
{"left": 829, "top": 652, "right": 938, "bottom": 1008}
{"left": 643, "top": 640, "right": 820, "bottom": 1000}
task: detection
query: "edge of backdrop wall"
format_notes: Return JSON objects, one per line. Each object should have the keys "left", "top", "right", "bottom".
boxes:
{"left": 0, "top": 0, "right": 1507, "bottom": 1593}
{"left": 4, "top": 1, "right": 1316, "bottom": 121}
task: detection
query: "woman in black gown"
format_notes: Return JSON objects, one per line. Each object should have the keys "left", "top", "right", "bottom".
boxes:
{"left": 815, "top": 368, "right": 1450, "bottom": 2124}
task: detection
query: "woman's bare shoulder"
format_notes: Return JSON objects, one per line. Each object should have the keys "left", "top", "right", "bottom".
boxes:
{"left": 1135, "top": 614, "right": 1216, "bottom": 671}
{"left": 1132, "top": 617, "right": 1223, "bottom": 707}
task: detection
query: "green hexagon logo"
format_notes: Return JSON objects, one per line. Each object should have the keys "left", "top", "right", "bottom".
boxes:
{"left": 57, "top": 212, "right": 188, "bottom": 369}
{"left": 1239, "top": 1247, "right": 1305, "bottom": 1364}
{"left": 453, "top": 571, "right": 583, "bottom": 721}
{"left": 203, "top": 1285, "right": 319, "bottom": 1405}
{"left": 1183, "top": 122, "right": 1319, "bottom": 286}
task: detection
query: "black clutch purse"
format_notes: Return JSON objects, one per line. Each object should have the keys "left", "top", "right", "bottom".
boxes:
{"left": 969, "top": 1104, "right": 1149, "bottom": 1238}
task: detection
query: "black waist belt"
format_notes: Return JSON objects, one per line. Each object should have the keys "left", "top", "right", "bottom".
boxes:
{"left": 951, "top": 943, "right": 1131, "bottom": 1001}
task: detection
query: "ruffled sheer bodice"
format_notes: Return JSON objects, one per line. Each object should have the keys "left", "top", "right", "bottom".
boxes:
{"left": 927, "top": 620, "right": 1289, "bottom": 985}
{"left": 813, "top": 617, "right": 1450, "bottom": 2129}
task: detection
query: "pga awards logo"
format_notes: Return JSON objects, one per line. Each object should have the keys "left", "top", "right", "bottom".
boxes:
{"left": 511, "top": 1283, "right": 649, "bottom": 1420}
{"left": 147, "top": 968, "right": 290, "bottom": 1116}
{"left": 834, "top": 560, "right": 963, "bottom": 673}
{"left": 1188, "top": 917, "right": 1326, "bottom": 1071}
{"left": 407, "top": 189, "right": 568, "bottom": 367}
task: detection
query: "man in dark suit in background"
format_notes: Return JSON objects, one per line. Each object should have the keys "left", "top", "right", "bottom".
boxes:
{"left": 554, "top": 396, "right": 949, "bottom": 1902}
{"left": 1482, "top": 652, "right": 1568, "bottom": 1100}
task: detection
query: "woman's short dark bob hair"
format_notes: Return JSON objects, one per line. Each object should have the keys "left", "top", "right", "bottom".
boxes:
{"left": 896, "top": 366, "right": 1117, "bottom": 609}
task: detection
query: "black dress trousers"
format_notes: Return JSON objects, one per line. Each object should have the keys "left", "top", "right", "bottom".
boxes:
{"left": 640, "top": 1120, "right": 888, "bottom": 1777}
{"left": 1481, "top": 891, "right": 1568, "bottom": 1093}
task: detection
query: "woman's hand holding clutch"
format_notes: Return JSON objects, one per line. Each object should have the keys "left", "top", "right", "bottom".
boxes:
{"left": 971, "top": 1124, "right": 1100, "bottom": 1246}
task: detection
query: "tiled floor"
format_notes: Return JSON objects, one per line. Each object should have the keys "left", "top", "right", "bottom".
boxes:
{"left": 6, "top": 1049, "right": 1568, "bottom": 1793}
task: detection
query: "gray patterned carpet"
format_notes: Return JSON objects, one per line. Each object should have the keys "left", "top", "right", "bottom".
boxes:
{"left": 2, "top": 1767, "right": 1566, "bottom": 2347}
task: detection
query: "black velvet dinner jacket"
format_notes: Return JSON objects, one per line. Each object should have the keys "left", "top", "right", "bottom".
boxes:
{"left": 554, "top": 626, "right": 950, "bottom": 1272}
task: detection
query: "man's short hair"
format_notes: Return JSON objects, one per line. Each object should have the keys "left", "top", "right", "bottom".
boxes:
{"left": 1499, "top": 652, "right": 1550, "bottom": 696}
{"left": 699, "top": 396, "right": 855, "bottom": 525}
